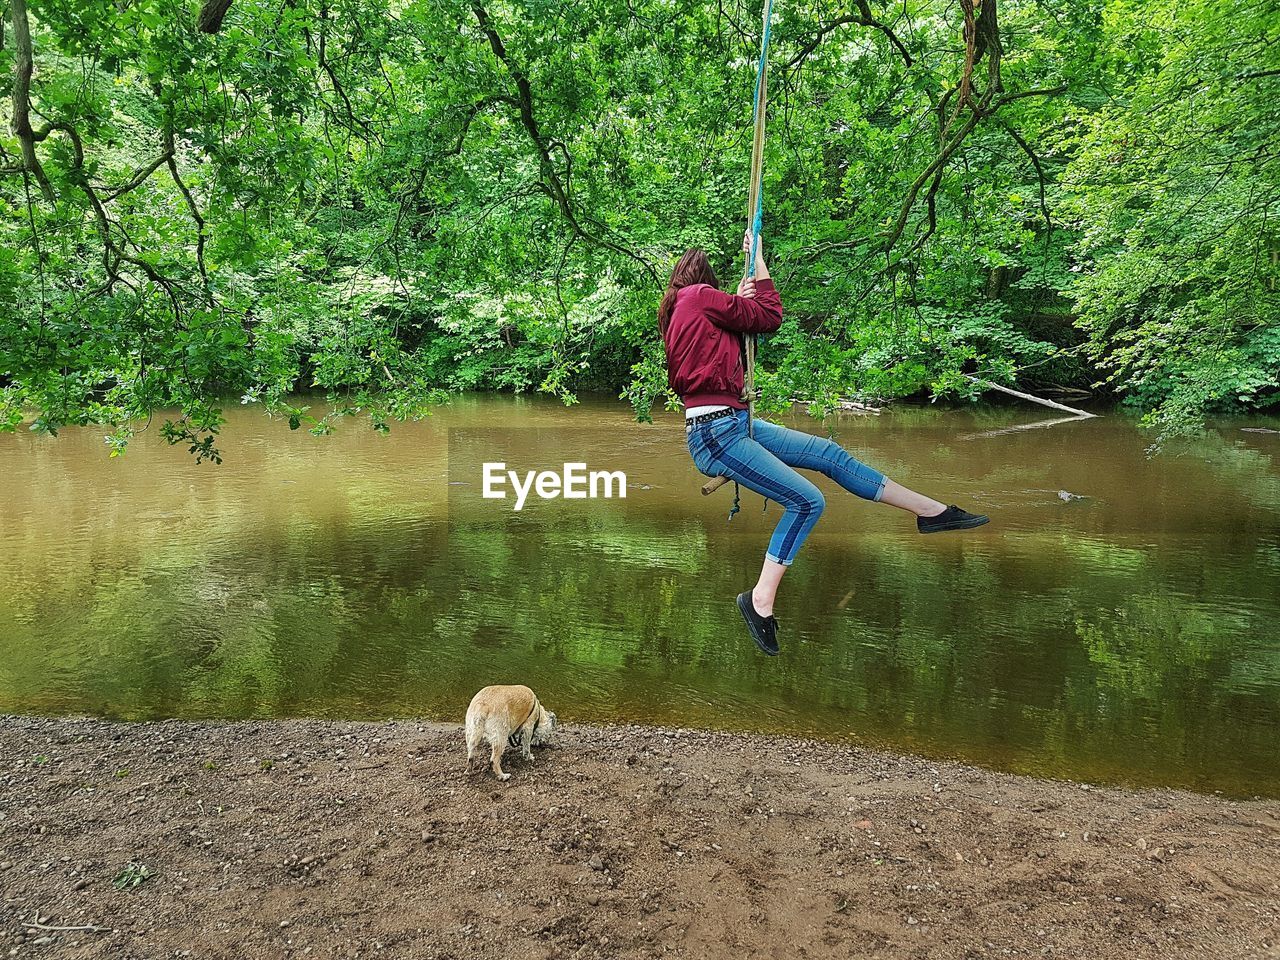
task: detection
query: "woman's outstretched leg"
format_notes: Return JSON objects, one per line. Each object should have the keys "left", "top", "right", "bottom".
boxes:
{"left": 878, "top": 478, "right": 945, "bottom": 517}
{"left": 878, "top": 477, "right": 989, "bottom": 531}
{"left": 750, "top": 419, "right": 987, "bottom": 530}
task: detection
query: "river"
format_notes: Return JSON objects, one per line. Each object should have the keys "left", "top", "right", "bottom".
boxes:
{"left": 2, "top": 396, "right": 1278, "bottom": 796}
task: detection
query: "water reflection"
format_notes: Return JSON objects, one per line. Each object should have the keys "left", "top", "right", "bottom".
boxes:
{"left": 1, "top": 396, "right": 1278, "bottom": 796}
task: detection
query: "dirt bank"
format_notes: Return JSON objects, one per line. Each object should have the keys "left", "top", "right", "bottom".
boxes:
{"left": 1, "top": 716, "right": 1277, "bottom": 959}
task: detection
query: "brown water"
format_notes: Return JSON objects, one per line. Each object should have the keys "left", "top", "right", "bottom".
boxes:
{"left": 2, "top": 396, "right": 1279, "bottom": 796}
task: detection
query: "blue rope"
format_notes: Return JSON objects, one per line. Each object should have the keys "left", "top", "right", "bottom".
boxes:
{"left": 730, "top": 0, "right": 773, "bottom": 521}
{"left": 746, "top": 0, "right": 774, "bottom": 281}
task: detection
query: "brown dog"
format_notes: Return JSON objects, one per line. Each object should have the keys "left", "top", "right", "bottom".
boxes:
{"left": 464, "top": 684, "right": 557, "bottom": 781}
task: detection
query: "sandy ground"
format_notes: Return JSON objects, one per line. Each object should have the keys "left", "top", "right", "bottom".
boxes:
{"left": 1, "top": 716, "right": 1277, "bottom": 960}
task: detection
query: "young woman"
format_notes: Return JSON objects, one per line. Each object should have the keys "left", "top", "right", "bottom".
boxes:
{"left": 660, "top": 231, "right": 989, "bottom": 656}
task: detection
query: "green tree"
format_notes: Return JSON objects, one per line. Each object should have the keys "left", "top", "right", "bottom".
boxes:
{"left": 1, "top": 0, "right": 1275, "bottom": 458}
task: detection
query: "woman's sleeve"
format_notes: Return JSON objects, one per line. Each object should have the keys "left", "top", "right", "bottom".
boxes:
{"left": 697, "top": 279, "right": 784, "bottom": 334}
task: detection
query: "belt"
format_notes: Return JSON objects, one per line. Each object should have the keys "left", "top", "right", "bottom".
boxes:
{"left": 685, "top": 407, "right": 738, "bottom": 431}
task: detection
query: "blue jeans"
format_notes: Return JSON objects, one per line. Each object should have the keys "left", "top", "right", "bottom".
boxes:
{"left": 686, "top": 409, "right": 887, "bottom": 566}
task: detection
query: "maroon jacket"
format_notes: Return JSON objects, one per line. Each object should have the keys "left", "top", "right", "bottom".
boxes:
{"left": 662, "top": 279, "right": 784, "bottom": 409}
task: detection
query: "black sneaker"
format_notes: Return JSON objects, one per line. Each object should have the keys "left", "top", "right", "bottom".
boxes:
{"left": 736, "top": 592, "right": 779, "bottom": 656}
{"left": 917, "top": 505, "right": 990, "bottom": 534}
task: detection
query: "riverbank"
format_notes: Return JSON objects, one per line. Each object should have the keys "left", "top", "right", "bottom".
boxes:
{"left": 1, "top": 716, "right": 1276, "bottom": 959}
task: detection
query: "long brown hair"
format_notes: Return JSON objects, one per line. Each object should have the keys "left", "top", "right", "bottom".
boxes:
{"left": 658, "top": 248, "right": 719, "bottom": 335}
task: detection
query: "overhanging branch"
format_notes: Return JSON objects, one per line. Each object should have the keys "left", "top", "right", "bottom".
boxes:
{"left": 786, "top": 2, "right": 914, "bottom": 71}
{"left": 470, "top": 1, "right": 658, "bottom": 283}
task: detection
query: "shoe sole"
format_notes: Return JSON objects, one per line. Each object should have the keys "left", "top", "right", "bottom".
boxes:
{"left": 736, "top": 593, "right": 779, "bottom": 657}
{"left": 919, "top": 515, "right": 990, "bottom": 534}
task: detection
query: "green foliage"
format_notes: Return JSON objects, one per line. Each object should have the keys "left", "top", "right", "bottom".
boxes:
{"left": 0, "top": 0, "right": 1275, "bottom": 454}
{"left": 1058, "top": 0, "right": 1280, "bottom": 432}
{"left": 112, "top": 860, "right": 152, "bottom": 890}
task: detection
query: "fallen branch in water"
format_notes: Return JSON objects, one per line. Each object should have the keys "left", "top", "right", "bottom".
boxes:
{"left": 966, "top": 376, "right": 1097, "bottom": 418}
{"left": 960, "top": 414, "right": 1093, "bottom": 441}
{"left": 793, "top": 397, "right": 883, "bottom": 415}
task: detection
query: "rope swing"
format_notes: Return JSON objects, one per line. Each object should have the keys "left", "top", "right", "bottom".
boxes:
{"left": 702, "top": 0, "right": 774, "bottom": 511}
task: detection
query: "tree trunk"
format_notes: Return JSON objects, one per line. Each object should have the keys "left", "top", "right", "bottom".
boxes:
{"left": 9, "top": 0, "right": 53, "bottom": 201}
{"left": 197, "top": 0, "right": 234, "bottom": 33}
{"left": 985, "top": 265, "right": 1008, "bottom": 298}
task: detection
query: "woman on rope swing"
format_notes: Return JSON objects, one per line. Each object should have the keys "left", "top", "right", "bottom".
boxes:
{"left": 660, "top": 230, "right": 990, "bottom": 656}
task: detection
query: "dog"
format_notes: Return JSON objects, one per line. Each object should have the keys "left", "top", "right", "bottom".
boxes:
{"left": 464, "top": 684, "right": 557, "bottom": 781}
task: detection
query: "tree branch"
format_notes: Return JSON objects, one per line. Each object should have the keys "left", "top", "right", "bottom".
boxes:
{"left": 991, "top": 84, "right": 1068, "bottom": 109}
{"left": 1000, "top": 119, "right": 1051, "bottom": 234}
{"left": 881, "top": 1, "right": 1063, "bottom": 255}
{"left": 785, "top": 1, "right": 914, "bottom": 70}
{"left": 883, "top": 107, "right": 982, "bottom": 251}
{"left": 469, "top": 0, "right": 657, "bottom": 283}
{"left": 41, "top": 118, "right": 187, "bottom": 318}
{"left": 1235, "top": 67, "right": 1280, "bottom": 83}
{"left": 99, "top": 151, "right": 174, "bottom": 201}
{"left": 162, "top": 120, "right": 211, "bottom": 300}
{"left": 378, "top": 96, "right": 514, "bottom": 278}
{"left": 853, "top": 0, "right": 914, "bottom": 67}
